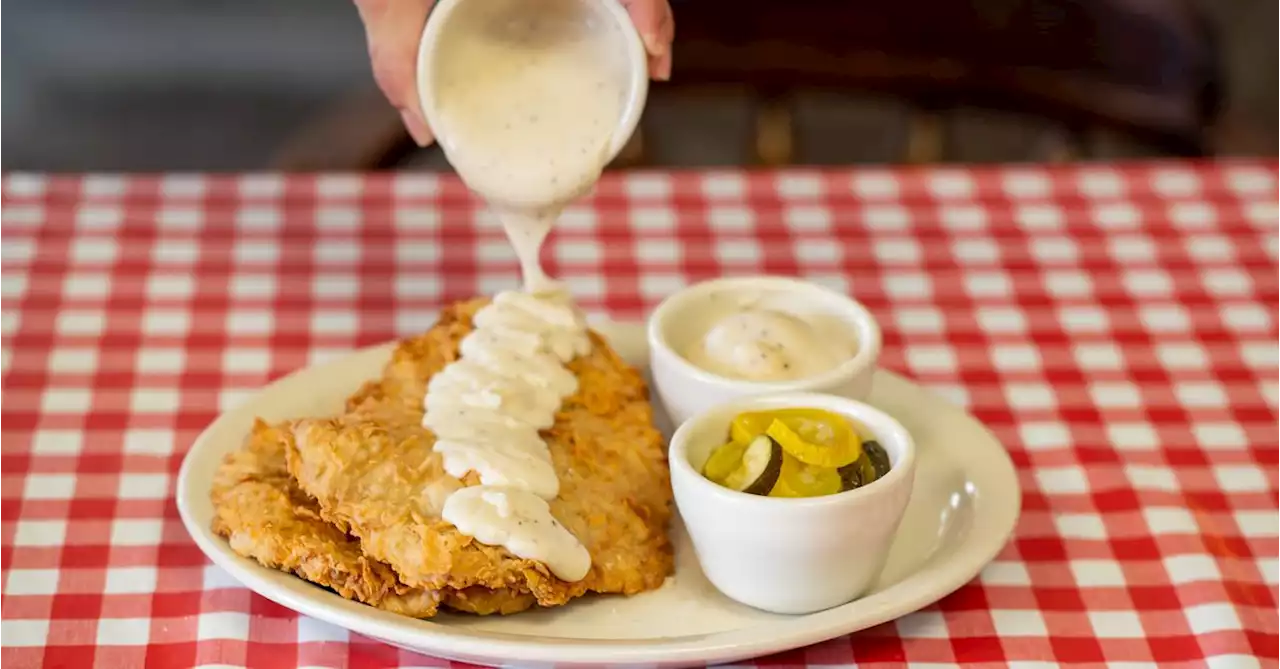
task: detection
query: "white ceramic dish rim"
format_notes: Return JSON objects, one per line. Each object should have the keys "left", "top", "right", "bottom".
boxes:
{"left": 669, "top": 392, "right": 916, "bottom": 510}
{"left": 416, "top": 0, "right": 649, "bottom": 164}
{"left": 646, "top": 274, "right": 884, "bottom": 393}
{"left": 176, "top": 324, "right": 1020, "bottom": 667}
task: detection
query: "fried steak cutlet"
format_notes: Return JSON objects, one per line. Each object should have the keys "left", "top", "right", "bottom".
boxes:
{"left": 211, "top": 419, "right": 542, "bottom": 616}
{"left": 210, "top": 298, "right": 673, "bottom": 617}
{"left": 210, "top": 419, "right": 440, "bottom": 616}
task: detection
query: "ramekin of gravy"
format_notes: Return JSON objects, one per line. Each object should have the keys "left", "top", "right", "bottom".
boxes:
{"left": 647, "top": 276, "right": 883, "bottom": 428}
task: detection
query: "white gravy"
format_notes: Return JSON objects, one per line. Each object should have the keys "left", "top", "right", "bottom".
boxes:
{"left": 684, "top": 306, "right": 857, "bottom": 382}
{"left": 420, "top": 0, "right": 634, "bottom": 581}
{"left": 430, "top": 289, "right": 592, "bottom": 581}
{"left": 430, "top": 0, "right": 630, "bottom": 294}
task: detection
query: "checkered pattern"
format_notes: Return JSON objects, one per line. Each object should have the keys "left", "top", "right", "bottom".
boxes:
{"left": 2, "top": 161, "right": 1276, "bottom": 668}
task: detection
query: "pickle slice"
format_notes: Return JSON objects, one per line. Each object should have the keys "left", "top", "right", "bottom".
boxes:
{"left": 863, "top": 440, "right": 892, "bottom": 479}
{"left": 702, "top": 439, "right": 749, "bottom": 483}
{"left": 770, "top": 453, "right": 842, "bottom": 498}
{"left": 838, "top": 451, "right": 878, "bottom": 491}
{"left": 722, "top": 435, "right": 784, "bottom": 495}
{"left": 837, "top": 459, "right": 862, "bottom": 491}
{"left": 858, "top": 452, "right": 876, "bottom": 486}
{"left": 765, "top": 418, "right": 862, "bottom": 468}
{"left": 729, "top": 412, "right": 771, "bottom": 444}
{"left": 732, "top": 408, "right": 858, "bottom": 444}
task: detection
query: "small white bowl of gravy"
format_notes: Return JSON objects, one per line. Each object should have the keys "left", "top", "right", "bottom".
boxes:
{"left": 416, "top": 0, "right": 648, "bottom": 212}
{"left": 647, "top": 275, "right": 883, "bottom": 428}
{"left": 415, "top": 0, "right": 649, "bottom": 295}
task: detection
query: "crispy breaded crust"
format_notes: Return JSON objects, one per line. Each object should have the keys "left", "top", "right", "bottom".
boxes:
{"left": 212, "top": 419, "right": 540, "bottom": 617}
{"left": 211, "top": 298, "right": 673, "bottom": 617}
{"left": 285, "top": 299, "right": 674, "bottom": 610}
{"left": 210, "top": 420, "right": 441, "bottom": 617}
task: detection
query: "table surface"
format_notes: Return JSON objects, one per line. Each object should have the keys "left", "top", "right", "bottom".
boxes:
{"left": 1, "top": 161, "right": 1277, "bottom": 669}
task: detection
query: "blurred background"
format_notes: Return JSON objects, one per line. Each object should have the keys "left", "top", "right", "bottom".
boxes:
{"left": 2, "top": 0, "right": 1275, "bottom": 173}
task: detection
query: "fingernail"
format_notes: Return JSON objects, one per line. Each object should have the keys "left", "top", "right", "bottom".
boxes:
{"left": 642, "top": 33, "right": 666, "bottom": 58}
{"left": 653, "top": 54, "right": 672, "bottom": 81}
{"left": 400, "top": 109, "right": 433, "bottom": 147}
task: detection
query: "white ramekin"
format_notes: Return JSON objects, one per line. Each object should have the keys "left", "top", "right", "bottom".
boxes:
{"left": 416, "top": 0, "right": 648, "bottom": 165}
{"left": 647, "top": 275, "right": 883, "bottom": 429}
{"left": 670, "top": 391, "right": 917, "bottom": 614}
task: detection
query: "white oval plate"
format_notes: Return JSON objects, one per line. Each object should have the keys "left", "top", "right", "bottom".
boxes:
{"left": 177, "top": 320, "right": 1021, "bottom": 668}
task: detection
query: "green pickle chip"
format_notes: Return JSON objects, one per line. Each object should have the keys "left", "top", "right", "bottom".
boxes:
{"left": 702, "top": 440, "right": 749, "bottom": 483}
{"left": 862, "top": 440, "right": 892, "bottom": 479}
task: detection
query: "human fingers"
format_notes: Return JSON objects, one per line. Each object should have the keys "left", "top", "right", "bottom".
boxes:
{"left": 647, "top": 0, "right": 674, "bottom": 80}
{"left": 621, "top": 0, "right": 674, "bottom": 80}
{"left": 355, "top": 0, "right": 435, "bottom": 146}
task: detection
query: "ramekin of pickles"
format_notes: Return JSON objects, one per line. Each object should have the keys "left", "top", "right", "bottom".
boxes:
{"left": 669, "top": 392, "right": 917, "bottom": 614}
{"left": 701, "top": 408, "right": 892, "bottom": 498}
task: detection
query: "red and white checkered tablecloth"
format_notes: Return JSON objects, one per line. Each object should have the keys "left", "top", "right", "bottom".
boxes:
{"left": 1, "top": 160, "right": 1277, "bottom": 668}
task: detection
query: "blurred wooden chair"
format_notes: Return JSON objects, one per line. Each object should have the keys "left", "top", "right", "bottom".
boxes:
{"left": 271, "top": 0, "right": 1223, "bottom": 170}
